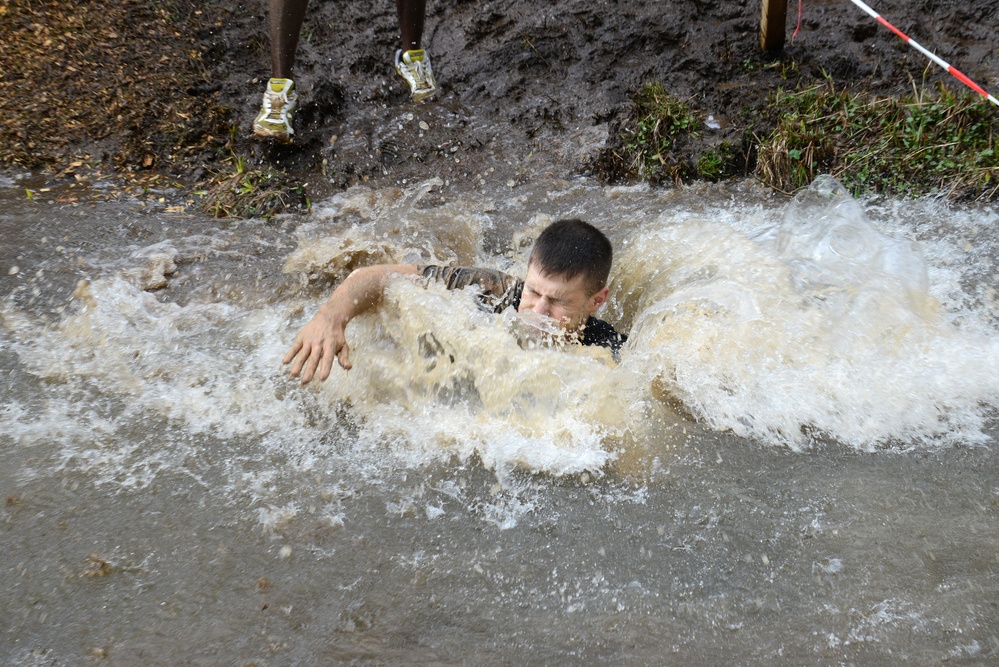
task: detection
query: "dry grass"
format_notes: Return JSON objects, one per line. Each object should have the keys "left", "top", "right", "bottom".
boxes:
{"left": 200, "top": 155, "right": 310, "bottom": 219}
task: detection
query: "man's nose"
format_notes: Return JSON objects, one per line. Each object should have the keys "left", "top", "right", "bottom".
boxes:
{"left": 529, "top": 298, "right": 552, "bottom": 317}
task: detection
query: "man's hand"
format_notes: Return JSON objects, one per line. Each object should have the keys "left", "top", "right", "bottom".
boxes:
{"left": 281, "top": 264, "right": 422, "bottom": 384}
{"left": 282, "top": 305, "right": 351, "bottom": 383}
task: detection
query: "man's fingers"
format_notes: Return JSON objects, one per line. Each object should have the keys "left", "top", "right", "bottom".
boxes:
{"left": 286, "top": 330, "right": 350, "bottom": 383}
{"left": 288, "top": 342, "right": 311, "bottom": 377}
{"left": 282, "top": 339, "right": 303, "bottom": 365}
{"left": 337, "top": 342, "right": 352, "bottom": 370}
{"left": 300, "top": 346, "right": 322, "bottom": 384}
{"left": 318, "top": 341, "right": 337, "bottom": 381}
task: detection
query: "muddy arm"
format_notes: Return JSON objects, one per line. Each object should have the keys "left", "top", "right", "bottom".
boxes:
{"left": 283, "top": 264, "right": 421, "bottom": 383}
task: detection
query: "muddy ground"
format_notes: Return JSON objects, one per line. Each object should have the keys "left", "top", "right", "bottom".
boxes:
{"left": 3, "top": 0, "right": 997, "bottom": 205}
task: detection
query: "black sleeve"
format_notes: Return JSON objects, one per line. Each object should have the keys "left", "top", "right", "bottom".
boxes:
{"left": 581, "top": 316, "right": 628, "bottom": 352}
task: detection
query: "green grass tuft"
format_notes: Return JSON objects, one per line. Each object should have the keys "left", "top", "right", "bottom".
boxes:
{"left": 623, "top": 83, "right": 701, "bottom": 183}
{"left": 617, "top": 79, "right": 998, "bottom": 201}
{"left": 755, "top": 82, "right": 999, "bottom": 199}
{"left": 696, "top": 142, "right": 740, "bottom": 181}
{"left": 620, "top": 83, "right": 743, "bottom": 185}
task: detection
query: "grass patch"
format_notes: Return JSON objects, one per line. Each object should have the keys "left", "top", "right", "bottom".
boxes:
{"left": 696, "top": 142, "right": 740, "bottom": 181}
{"left": 616, "top": 79, "right": 998, "bottom": 201}
{"left": 619, "top": 83, "right": 742, "bottom": 184}
{"left": 622, "top": 83, "right": 700, "bottom": 183}
{"left": 756, "top": 82, "right": 999, "bottom": 199}
{"left": 201, "top": 154, "right": 310, "bottom": 219}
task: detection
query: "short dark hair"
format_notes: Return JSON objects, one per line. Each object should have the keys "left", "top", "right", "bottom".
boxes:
{"left": 528, "top": 218, "right": 613, "bottom": 295}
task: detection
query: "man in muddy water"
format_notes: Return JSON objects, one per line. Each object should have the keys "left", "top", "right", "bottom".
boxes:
{"left": 254, "top": 0, "right": 438, "bottom": 142}
{"left": 283, "top": 218, "right": 628, "bottom": 384}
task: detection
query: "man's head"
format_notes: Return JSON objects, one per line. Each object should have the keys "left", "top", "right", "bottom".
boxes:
{"left": 518, "top": 218, "right": 613, "bottom": 331}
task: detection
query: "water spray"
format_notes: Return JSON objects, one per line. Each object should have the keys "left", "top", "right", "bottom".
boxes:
{"left": 846, "top": 0, "right": 999, "bottom": 107}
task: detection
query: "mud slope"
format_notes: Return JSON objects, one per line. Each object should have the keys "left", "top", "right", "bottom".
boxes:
{"left": 3, "top": 0, "right": 997, "bottom": 195}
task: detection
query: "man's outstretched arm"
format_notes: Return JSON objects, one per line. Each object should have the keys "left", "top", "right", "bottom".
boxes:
{"left": 283, "top": 264, "right": 421, "bottom": 383}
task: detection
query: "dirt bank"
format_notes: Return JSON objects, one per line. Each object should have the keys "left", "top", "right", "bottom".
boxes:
{"left": 3, "top": 0, "right": 997, "bottom": 205}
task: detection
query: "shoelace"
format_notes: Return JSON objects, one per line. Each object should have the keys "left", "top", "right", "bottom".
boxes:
{"left": 409, "top": 60, "right": 430, "bottom": 88}
{"left": 262, "top": 92, "right": 290, "bottom": 121}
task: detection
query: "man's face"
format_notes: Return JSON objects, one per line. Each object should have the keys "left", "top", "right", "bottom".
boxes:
{"left": 518, "top": 262, "right": 609, "bottom": 332}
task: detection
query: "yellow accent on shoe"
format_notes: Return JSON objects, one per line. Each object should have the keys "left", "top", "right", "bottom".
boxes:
{"left": 253, "top": 78, "right": 299, "bottom": 142}
{"left": 395, "top": 49, "right": 439, "bottom": 103}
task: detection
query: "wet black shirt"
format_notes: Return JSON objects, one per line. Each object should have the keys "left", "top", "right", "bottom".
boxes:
{"left": 419, "top": 265, "right": 627, "bottom": 352}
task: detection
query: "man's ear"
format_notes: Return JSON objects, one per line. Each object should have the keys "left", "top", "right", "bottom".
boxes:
{"left": 588, "top": 286, "right": 610, "bottom": 314}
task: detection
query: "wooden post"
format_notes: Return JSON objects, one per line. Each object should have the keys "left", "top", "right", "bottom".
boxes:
{"left": 760, "top": 0, "right": 788, "bottom": 52}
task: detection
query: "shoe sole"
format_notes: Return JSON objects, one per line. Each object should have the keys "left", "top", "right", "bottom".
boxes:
{"left": 411, "top": 87, "right": 439, "bottom": 103}
{"left": 252, "top": 124, "right": 293, "bottom": 143}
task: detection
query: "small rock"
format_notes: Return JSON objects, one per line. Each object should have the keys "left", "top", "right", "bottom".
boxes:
{"left": 8, "top": 265, "right": 18, "bottom": 275}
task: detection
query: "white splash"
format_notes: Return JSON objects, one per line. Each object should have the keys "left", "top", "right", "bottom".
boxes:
{"left": 614, "top": 176, "right": 999, "bottom": 449}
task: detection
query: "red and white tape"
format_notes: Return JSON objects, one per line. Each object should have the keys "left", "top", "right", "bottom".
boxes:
{"left": 847, "top": 0, "right": 999, "bottom": 107}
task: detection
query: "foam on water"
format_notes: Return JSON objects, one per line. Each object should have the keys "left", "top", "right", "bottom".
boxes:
{"left": 313, "top": 278, "right": 625, "bottom": 474}
{"left": 283, "top": 178, "right": 491, "bottom": 281}
{"left": 2, "top": 177, "right": 998, "bottom": 513}
{"left": 7, "top": 276, "right": 305, "bottom": 439}
{"left": 613, "top": 177, "right": 999, "bottom": 449}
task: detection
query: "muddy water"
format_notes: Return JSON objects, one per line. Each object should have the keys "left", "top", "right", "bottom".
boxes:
{"left": 2, "top": 174, "right": 998, "bottom": 665}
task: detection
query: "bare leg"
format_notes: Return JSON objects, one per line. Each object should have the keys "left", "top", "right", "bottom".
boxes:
{"left": 396, "top": 0, "right": 426, "bottom": 51}
{"left": 269, "top": 0, "right": 310, "bottom": 78}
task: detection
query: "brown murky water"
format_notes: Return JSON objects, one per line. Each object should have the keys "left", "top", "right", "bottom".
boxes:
{"left": 2, "top": 174, "right": 998, "bottom": 665}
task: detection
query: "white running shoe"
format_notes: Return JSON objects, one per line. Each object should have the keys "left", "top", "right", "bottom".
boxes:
{"left": 253, "top": 78, "right": 298, "bottom": 142}
{"left": 395, "top": 49, "right": 439, "bottom": 103}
